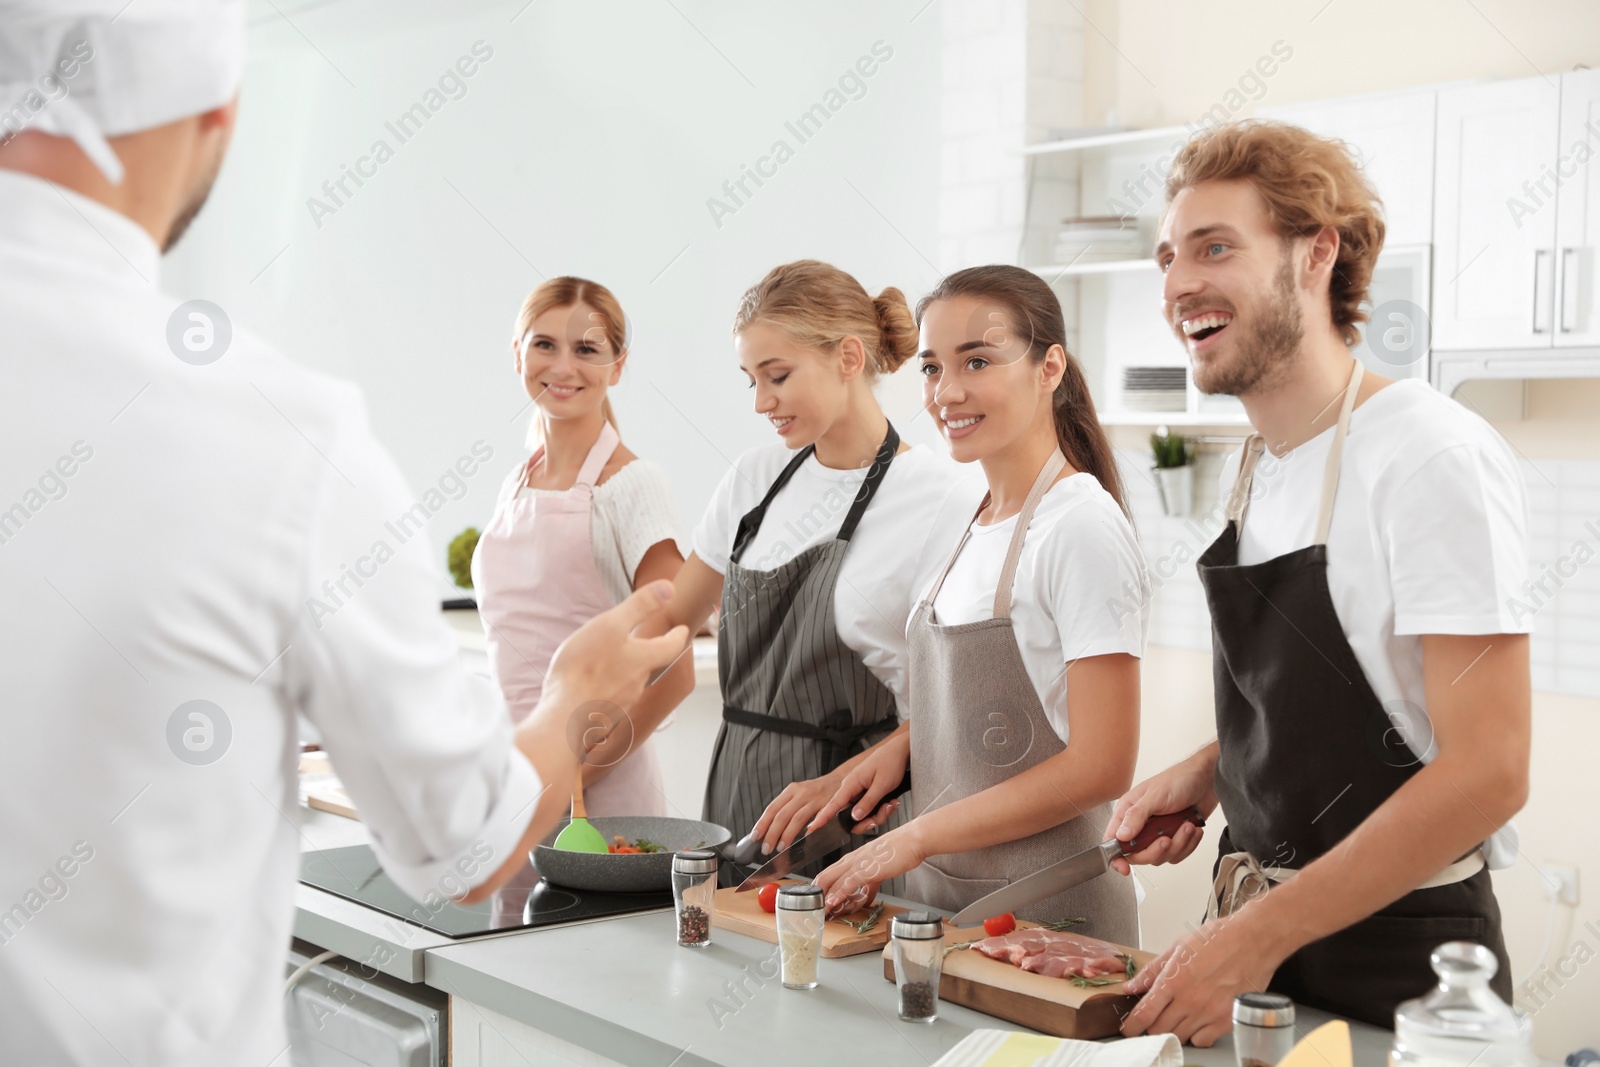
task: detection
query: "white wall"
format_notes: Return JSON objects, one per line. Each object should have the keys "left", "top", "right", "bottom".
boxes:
{"left": 163, "top": 0, "right": 942, "bottom": 587}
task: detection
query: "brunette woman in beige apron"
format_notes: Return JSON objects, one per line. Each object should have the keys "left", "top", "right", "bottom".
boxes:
{"left": 812, "top": 265, "right": 1143, "bottom": 944}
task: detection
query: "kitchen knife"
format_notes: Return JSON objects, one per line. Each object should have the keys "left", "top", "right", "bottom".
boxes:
{"left": 734, "top": 777, "right": 913, "bottom": 892}
{"left": 949, "top": 807, "right": 1206, "bottom": 926}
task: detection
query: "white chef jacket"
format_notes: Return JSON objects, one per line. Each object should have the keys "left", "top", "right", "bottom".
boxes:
{"left": 0, "top": 170, "right": 542, "bottom": 1065}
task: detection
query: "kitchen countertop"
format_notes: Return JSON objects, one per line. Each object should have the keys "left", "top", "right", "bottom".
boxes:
{"left": 296, "top": 812, "right": 1393, "bottom": 1067}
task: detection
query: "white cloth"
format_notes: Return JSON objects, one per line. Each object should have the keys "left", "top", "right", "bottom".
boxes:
{"left": 0, "top": 169, "right": 541, "bottom": 1065}
{"left": 0, "top": 0, "right": 246, "bottom": 183}
{"left": 1220, "top": 377, "right": 1530, "bottom": 868}
{"left": 927, "top": 473, "right": 1150, "bottom": 744}
{"left": 931, "top": 1028, "right": 1181, "bottom": 1067}
{"left": 693, "top": 441, "right": 986, "bottom": 720}
{"left": 504, "top": 455, "right": 680, "bottom": 604}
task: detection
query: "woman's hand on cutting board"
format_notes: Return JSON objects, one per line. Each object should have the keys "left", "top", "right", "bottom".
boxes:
{"left": 814, "top": 822, "right": 925, "bottom": 917}
{"left": 1119, "top": 910, "right": 1285, "bottom": 1047}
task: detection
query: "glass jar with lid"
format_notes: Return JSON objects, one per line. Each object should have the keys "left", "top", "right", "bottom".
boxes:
{"left": 1233, "top": 992, "right": 1295, "bottom": 1067}
{"left": 776, "top": 885, "right": 825, "bottom": 989}
{"left": 891, "top": 911, "right": 944, "bottom": 1023}
{"left": 1391, "top": 941, "right": 1534, "bottom": 1067}
{"left": 671, "top": 850, "right": 717, "bottom": 948}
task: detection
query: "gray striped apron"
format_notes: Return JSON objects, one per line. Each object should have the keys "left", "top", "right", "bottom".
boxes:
{"left": 703, "top": 425, "right": 903, "bottom": 886}
{"left": 904, "top": 450, "right": 1138, "bottom": 942}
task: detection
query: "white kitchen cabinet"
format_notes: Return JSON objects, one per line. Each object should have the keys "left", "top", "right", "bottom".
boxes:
{"left": 450, "top": 998, "right": 626, "bottom": 1067}
{"left": 1265, "top": 87, "right": 1437, "bottom": 248}
{"left": 1432, "top": 76, "right": 1561, "bottom": 350}
{"left": 1555, "top": 67, "right": 1600, "bottom": 347}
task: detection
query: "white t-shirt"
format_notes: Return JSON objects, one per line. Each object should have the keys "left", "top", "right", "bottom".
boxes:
{"left": 693, "top": 442, "right": 986, "bottom": 719}
{"left": 1221, "top": 378, "right": 1530, "bottom": 867}
{"left": 505, "top": 457, "right": 680, "bottom": 604}
{"left": 927, "top": 474, "right": 1150, "bottom": 744}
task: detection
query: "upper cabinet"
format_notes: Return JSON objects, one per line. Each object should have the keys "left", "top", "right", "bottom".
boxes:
{"left": 1555, "top": 68, "right": 1600, "bottom": 348}
{"left": 1431, "top": 72, "right": 1600, "bottom": 351}
{"left": 1264, "top": 88, "right": 1437, "bottom": 248}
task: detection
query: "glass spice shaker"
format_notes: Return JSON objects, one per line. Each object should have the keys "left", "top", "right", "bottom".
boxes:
{"left": 671, "top": 850, "right": 717, "bottom": 948}
{"left": 1233, "top": 992, "right": 1296, "bottom": 1067}
{"left": 776, "top": 885, "right": 825, "bottom": 989}
{"left": 891, "top": 911, "right": 944, "bottom": 1023}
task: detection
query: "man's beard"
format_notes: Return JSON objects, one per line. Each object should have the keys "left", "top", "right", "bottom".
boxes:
{"left": 1192, "top": 254, "right": 1303, "bottom": 397}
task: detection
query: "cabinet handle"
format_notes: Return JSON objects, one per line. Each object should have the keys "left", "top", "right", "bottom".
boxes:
{"left": 1532, "top": 249, "right": 1548, "bottom": 334}
{"left": 1559, "top": 247, "right": 1578, "bottom": 334}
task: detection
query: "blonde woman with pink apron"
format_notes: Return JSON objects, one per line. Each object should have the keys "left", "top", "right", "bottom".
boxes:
{"left": 472, "top": 277, "right": 692, "bottom": 818}
{"left": 812, "top": 266, "right": 1145, "bottom": 944}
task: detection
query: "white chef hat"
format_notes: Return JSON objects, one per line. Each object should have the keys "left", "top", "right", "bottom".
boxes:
{"left": 0, "top": 0, "right": 246, "bottom": 184}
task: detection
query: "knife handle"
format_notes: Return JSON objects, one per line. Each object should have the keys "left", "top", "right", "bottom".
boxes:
{"left": 1119, "top": 807, "right": 1205, "bottom": 856}
{"left": 834, "top": 775, "right": 912, "bottom": 833}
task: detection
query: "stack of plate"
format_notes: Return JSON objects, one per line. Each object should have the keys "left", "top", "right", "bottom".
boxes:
{"left": 1121, "top": 366, "right": 1188, "bottom": 411}
{"left": 1052, "top": 216, "right": 1146, "bottom": 265}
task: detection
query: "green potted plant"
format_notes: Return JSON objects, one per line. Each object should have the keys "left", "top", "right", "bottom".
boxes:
{"left": 447, "top": 527, "right": 479, "bottom": 594}
{"left": 1150, "top": 427, "right": 1194, "bottom": 517}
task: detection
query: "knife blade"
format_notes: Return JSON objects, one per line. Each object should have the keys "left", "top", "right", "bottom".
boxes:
{"left": 948, "top": 807, "right": 1206, "bottom": 926}
{"left": 734, "top": 777, "right": 913, "bottom": 892}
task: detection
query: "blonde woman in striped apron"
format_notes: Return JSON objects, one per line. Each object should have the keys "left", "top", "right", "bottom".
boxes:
{"left": 810, "top": 265, "right": 1146, "bottom": 944}
{"left": 638, "top": 260, "right": 984, "bottom": 885}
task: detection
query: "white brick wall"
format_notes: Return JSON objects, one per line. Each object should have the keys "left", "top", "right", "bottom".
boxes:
{"left": 1117, "top": 447, "right": 1600, "bottom": 699}
{"left": 937, "top": 0, "right": 1086, "bottom": 271}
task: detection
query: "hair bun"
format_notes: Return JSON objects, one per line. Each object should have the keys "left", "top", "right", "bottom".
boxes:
{"left": 872, "top": 287, "right": 917, "bottom": 374}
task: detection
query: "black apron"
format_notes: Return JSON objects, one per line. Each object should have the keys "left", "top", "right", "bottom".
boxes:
{"left": 703, "top": 425, "right": 903, "bottom": 885}
{"left": 1196, "top": 360, "right": 1511, "bottom": 1027}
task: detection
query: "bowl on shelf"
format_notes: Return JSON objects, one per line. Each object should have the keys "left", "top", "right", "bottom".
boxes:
{"left": 532, "top": 816, "right": 730, "bottom": 893}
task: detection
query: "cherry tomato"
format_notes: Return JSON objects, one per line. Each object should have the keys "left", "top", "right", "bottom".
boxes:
{"left": 982, "top": 912, "right": 1016, "bottom": 937}
{"left": 758, "top": 882, "right": 781, "bottom": 914}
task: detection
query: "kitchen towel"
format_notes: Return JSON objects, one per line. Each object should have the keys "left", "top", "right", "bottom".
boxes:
{"left": 932, "top": 1029, "right": 1182, "bottom": 1067}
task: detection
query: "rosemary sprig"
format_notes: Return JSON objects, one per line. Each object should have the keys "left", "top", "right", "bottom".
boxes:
{"left": 1040, "top": 917, "right": 1087, "bottom": 931}
{"left": 834, "top": 900, "right": 886, "bottom": 934}
{"left": 1069, "top": 953, "right": 1138, "bottom": 988}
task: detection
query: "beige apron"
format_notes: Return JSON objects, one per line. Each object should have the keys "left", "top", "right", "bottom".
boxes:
{"left": 904, "top": 451, "right": 1138, "bottom": 943}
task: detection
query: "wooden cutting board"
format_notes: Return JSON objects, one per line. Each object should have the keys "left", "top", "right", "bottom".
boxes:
{"left": 881, "top": 921, "right": 1154, "bottom": 1039}
{"left": 713, "top": 882, "right": 910, "bottom": 958}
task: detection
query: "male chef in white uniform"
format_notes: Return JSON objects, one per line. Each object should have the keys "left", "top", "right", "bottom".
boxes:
{"left": 1109, "top": 120, "right": 1531, "bottom": 1044}
{"left": 0, "top": 3, "right": 686, "bottom": 1063}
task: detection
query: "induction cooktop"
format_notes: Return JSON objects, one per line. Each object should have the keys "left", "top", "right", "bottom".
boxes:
{"left": 299, "top": 844, "right": 672, "bottom": 939}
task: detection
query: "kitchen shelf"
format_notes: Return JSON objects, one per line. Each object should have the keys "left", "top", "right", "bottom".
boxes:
{"left": 1027, "top": 258, "right": 1157, "bottom": 278}
{"left": 1098, "top": 410, "right": 1252, "bottom": 428}
{"left": 1021, "top": 125, "right": 1189, "bottom": 156}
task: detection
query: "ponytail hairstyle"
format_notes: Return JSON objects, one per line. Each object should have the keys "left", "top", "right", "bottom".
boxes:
{"left": 514, "top": 276, "right": 627, "bottom": 446}
{"left": 732, "top": 259, "right": 917, "bottom": 378}
{"left": 915, "top": 265, "right": 1128, "bottom": 516}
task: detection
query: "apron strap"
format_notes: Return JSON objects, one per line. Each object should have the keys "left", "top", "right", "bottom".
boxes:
{"left": 721, "top": 705, "right": 896, "bottom": 774}
{"left": 576, "top": 420, "right": 621, "bottom": 489}
{"left": 922, "top": 450, "right": 1067, "bottom": 621}
{"left": 835, "top": 422, "right": 901, "bottom": 544}
{"left": 729, "top": 445, "right": 816, "bottom": 564}
{"left": 993, "top": 450, "right": 1068, "bottom": 619}
{"left": 1315, "top": 359, "right": 1364, "bottom": 545}
{"left": 1230, "top": 359, "right": 1365, "bottom": 544}
{"left": 728, "top": 422, "right": 900, "bottom": 565}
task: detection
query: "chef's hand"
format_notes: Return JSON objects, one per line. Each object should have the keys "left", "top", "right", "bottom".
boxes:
{"left": 1120, "top": 911, "right": 1285, "bottom": 1047}
{"left": 541, "top": 580, "right": 690, "bottom": 717}
{"left": 1104, "top": 745, "right": 1218, "bottom": 876}
{"left": 813, "top": 821, "right": 924, "bottom": 917}
{"left": 805, "top": 733, "right": 909, "bottom": 838}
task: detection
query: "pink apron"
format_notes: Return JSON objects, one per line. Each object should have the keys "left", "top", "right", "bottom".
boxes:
{"left": 470, "top": 421, "right": 665, "bottom": 817}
